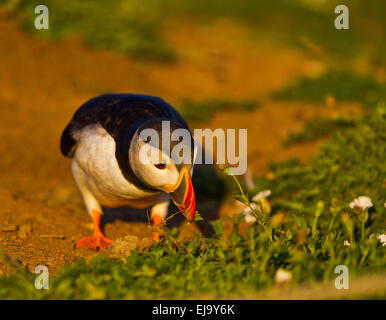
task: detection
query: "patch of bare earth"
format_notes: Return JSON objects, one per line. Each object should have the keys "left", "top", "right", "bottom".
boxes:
{"left": 0, "top": 15, "right": 361, "bottom": 274}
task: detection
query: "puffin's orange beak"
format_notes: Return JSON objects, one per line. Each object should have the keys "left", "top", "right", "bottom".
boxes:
{"left": 164, "top": 167, "right": 196, "bottom": 222}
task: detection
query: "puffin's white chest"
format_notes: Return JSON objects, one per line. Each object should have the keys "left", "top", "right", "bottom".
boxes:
{"left": 72, "top": 124, "right": 161, "bottom": 208}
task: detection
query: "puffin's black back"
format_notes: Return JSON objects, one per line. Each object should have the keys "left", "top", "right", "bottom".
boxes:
{"left": 60, "top": 94, "right": 191, "bottom": 192}
{"left": 60, "top": 93, "right": 189, "bottom": 157}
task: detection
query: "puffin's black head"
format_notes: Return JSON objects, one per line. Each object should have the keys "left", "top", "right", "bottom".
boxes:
{"left": 117, "top": 118, "right": 196, "bottom": 222}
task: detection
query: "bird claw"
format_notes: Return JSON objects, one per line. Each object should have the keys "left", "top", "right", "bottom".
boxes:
{"left": 75, "top": 234, "right": 113, "bottom": 250}
{"left": 151, "top": 214, "right": 163, "bottom": 243}
{"left": 152, "top": 231, "right": 160, "bottom": 243}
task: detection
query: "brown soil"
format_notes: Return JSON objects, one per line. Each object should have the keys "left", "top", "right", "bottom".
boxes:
{"left": 0, "top": 15, "right": 361, "bottom": 274}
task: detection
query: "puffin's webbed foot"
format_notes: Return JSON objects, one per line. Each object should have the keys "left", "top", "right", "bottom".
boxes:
{"left": 152, "top": 214, "right": 163, "bottom": 243}
{"left": 76, "top": 233, "right": 113, "bottom": 250}
{"left": 76, "top": 210, "right": 113, "bottom": 250}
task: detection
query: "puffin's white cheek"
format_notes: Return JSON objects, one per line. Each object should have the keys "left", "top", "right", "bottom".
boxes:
{"left": 139, "top": 146, "right": 163, "bottom": 165}
{"left": 135, "top": 163, "right": 176, "bottom": 189}
{"left": 130, "top": 135, "right": 179, "bottom": 188}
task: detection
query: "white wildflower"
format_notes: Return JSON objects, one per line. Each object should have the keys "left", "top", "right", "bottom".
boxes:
{"left": 343, "top": 240, "right": 350, "bottom": 247}
{"left": 384, "top": 203, "right": 386, "bottom": 208}
{"left": 242, "top": 189, "right": 272, "bottom": 223}
{"left": 349, "top": 196, "right": 373, "bottom": 211}
{"left": 244, "top": 169, "right": 255, "bottom": 190}
{"left": 275, "top": 269, "right": 292, "bottom": 285}
{"left": 252, "top": 189, "right": 271, "bottom": 202}
{"left": 243, "top": 203, "right": 257, "bottom": 223}
{"left": 377, "top": 234, "right": 386, "bottom": 246}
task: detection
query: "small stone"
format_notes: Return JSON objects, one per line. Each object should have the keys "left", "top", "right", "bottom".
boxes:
{"left": 275, "top": 269, "right": 292, "bottom": 286}
{"left": 123, "top": 235, "right": 139, "bottom": 242}
{"left": 6, "top": 255, "right": 21, "bottom": 265}
{"left": 17, "top": 225, "right": 32, "bottom": 239}
{"left": 18, "top": 231, "right": 28, "bottom": 239}
{"left": 19, "top": 225, "right": 32, "bottom": 234}
{"left": 108, "top": 235, "right": 140, "bottom": 258}
{"left": 138, "top": 237, "right": 153, "bottom": 253}
{"left": 1, "top": 224, "right": 18, "bottom": 232}
{"left": 325, "top": 94, "right": 336, "bottom": 108}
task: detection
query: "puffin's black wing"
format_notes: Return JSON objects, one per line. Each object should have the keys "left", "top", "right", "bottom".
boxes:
{"left": 60, "top": 94, "right": 188, "bottom": 158}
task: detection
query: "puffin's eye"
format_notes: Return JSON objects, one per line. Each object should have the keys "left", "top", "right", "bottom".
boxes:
{"left": 154, "top": 163, "right": 166, "bottom": 170}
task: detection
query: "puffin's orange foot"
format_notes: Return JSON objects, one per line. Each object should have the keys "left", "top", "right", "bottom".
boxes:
{"left": 152, "top": 214, "right": 163, "bottom": 243}
{"left": 75, "top": 234, "right": 113, "bottom": 250}
{"left": 152, "top": 232, "right": 160, "bottom": 242}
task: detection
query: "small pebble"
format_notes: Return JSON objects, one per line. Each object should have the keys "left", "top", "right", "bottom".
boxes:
{"left": 108, "top": 235, "right": 139, "bottom": 258}
{"left": 275, "top": 269, "right": 292, "bottom": 286}
{"left": 138, "top": 237, "right": 152, "bottom": 253}
{"left": 1, "top": 224, "right": 18, "bottom": 232}
{"left": 107, "top": 235, "right": 153, "bottom": 259}
{"left": 19, "top": 225, "right": 32, "bottom": 234}
{"left": 18, "top": 231, "right": 28, "bottom": 239}
{"left": 17, "top": 225, "right": 32, "bottom": 239}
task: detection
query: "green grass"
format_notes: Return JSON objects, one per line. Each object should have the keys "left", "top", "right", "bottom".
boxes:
{"left": 259, "top": 106, "right": 386, "bottom": 232}
{"left": 160, "top": 0, "right": 360, "bottom": 59}
{"left": 4, "top": 1, "right": 386, "bottom": 66}
{"left": 4, "top": 0, "right": 175, "bottom": 62}
{"left": 273, "top": 71, "right": 386, "bottom": 107}
{"left": 1, "top": 105, "right": 385, "bottom": 299}
{"left": 283, "top": 115, "right": 357, "bottom": 146}
{"left": 179, "top": 99, "right": 259, "bottom": 122}
{"left": 275, "top": 70, "right": 386, "bottom": 147}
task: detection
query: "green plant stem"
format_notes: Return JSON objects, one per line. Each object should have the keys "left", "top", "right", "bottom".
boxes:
{"left": 312, "top": 215, "right": 319, "bottom": 239}
{"left": 328, "top": 212, "right": 337, "bottom": 234}
{"left": 231, "top": 174, "right": 245, "bottom": 198}
{"left": 230, "top": 173, "right": 261, "bottom": 223}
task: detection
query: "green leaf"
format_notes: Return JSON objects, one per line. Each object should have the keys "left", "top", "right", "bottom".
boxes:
{"left": 233, "top": 194, "right": 249, "bottom": 205}
{"left": 210, "top": 219, "right": 223, "bottom": 237}
{"left": 193, "top": 212, "right": 204, "bottom": 222}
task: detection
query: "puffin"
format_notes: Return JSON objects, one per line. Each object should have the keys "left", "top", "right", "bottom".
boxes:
{"left": 60, "top": 94, "right": 197, "bottom": 250}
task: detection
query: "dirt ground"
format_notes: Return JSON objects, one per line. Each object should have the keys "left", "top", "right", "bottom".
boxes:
{"left": 0, "top": 15, "right": 362, "bottom": 275}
